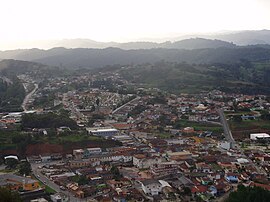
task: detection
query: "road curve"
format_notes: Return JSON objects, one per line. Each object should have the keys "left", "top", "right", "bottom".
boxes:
{"left": 22, "top": 83, "right": 38, "bottom": 111}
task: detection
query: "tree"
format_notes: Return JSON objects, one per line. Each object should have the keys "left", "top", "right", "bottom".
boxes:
{"left": 0, "top": 187, "right": 22, "bottom": 202}
{"left": 183, "top": 187, "right": 191, "bottom": 196}
{"left": 5, "top": 158, "right": 18, "bottom": 169}
{"left": 226, "top": 185, "right": 270, "bottom": 202}
{"left": 111, "top": 165, "right": 122, "bottom": 181}
{"left": 18, "top": 162, "right": 32, "bottom": 176}
{"left": 232, "top": 115, "right": 242, "bottom": 123}
{"left": 96, "top": 98, "right": 100, "bottom": 107}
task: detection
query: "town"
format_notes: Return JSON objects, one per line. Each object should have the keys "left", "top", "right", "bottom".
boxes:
{"left": 0, "top": 69, "right": 270, "bottom": 202}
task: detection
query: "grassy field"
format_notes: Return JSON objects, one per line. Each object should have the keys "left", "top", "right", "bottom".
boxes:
{"left": 177, "top": 120, "right": 223, "bottom": 133}
{"left": 229, "top": 119, "right": 270, "bottom": 131}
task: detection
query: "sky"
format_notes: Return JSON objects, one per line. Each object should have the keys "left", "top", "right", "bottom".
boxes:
{"left": 0, "top": 0, "right": 270, "bottom": 50}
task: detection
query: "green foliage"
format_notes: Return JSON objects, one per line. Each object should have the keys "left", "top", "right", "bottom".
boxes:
{"left": 128, "top": 104, "right": 147, "bottom": 117}
{"left": 261, "top": 111, "right": 270, "bottom": 120}
{"left": 21, "top": 112, "right": 78, "bottom": 129}
{"left": 232, "top": 115, "right": 242, "bottom": 123}
{"left": 183, "top": 187, "right": 191, "bottom": 196}
{"left": 18, "top": 162, "right": 32, "bottom": 176}
{"left": 0, "top": 187, "right": 22, "bottom": 202}
{"left": 5, "top": 158, "right": 18, "bottom": 169}
{"left": 0, "top": 77, "right": 25, "bottom": 112}
{"left": 226, "top": 185, "right": 270, "bottom": 202}
{"left": 111, "top": 165, "right": 122, "bottom": 181}
{"left": 71, "top": 175, "right": 88, "bottom": 185}
{"left": 119, "top": 61, "right": 270, "bottom": 94}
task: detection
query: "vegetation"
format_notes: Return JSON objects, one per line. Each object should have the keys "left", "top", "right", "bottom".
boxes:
{"left": 18, "top": 162, "right": 31, "bottom": 176}
{"left": 71, "top": 175, "right": 89, "bottom": 185}
{"left": 21, "top": 112, "right": 78, "bottom": 129}
{"left": 119, "top": 61, "right": 270, "bottom": 94}
{"left": 0, "top": 187, "right": 22, "bottom": 202}
{"left": 0, "top": 77, "right": 25, "bottom": 112}
{"left": 111, "top": 165, "right": 122, "bottom": 181}
{"left": 226, "top": 185, "right": 270, "bottom": 202}
{"left": 174, "top": 119, "right": 223, "bottom": 133}
{"left": 5, "top": 158, "right": 19, "bottom": 170}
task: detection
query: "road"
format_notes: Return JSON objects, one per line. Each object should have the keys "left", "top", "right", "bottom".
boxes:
{"left": 112, "top": 96, "right": 140, "bottom": 114}
{"left": 217, "top": 109, "right": 235, "bottom": 145}
{"left": 31, "top": 162, "right": 89, "bottom": 202}
{"left": 22, "top": 83, "right": 38, "bottom": 111}
{"left": 217, "top": 108, "right": 267, "bottom": 175}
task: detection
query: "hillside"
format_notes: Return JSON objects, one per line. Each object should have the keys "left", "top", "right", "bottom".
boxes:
{"left": 115, "top": 61, "right": 270, "bottom": 94}
{"left": 1, "top": 45, "right": 270, "bottom": 68}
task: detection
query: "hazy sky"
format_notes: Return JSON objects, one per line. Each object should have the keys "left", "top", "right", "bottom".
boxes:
{"left": 1, "top": 0, "right": 270, "bottom": 49}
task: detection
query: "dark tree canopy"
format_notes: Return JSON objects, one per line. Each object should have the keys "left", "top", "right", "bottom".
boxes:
{"left": 21, "top": 112, "right": 78, "bottom": 129}
{"left": 226, "top": 185, "right": 270, "bottom": 202}
{"left": 0, "top": 187, "right": 22, "bottom": 202}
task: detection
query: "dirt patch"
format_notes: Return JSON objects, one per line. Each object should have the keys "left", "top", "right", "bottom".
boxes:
{"left": 25, "top": 144, "right": 64, "bottom": 156}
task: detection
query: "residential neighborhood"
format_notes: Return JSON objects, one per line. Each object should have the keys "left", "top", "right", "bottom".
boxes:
{"left": 0, "top": 70, "right": 270, "bottom": 202}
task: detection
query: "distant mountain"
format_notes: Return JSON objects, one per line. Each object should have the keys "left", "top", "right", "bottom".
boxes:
{"left": 0, "top": 38, "right": 236, "bottom": 51}
{"left": 188, "top": 30, "right": 270, "bottom": 46}
{"left": 1, "top": 45, "right": 270, "bottom": 68}
{"left": 162, "top": 38, "right": 236, "bottom": 49}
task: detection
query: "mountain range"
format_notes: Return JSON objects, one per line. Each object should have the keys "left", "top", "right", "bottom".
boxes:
{"left": 1, "top": 30, "right": 270, "bottom": 51}
{"left": 1, "top": 45, "right": 270, "bottom": 69}
{"left": 1, "top": 30, "right": 270, "bottom": 68}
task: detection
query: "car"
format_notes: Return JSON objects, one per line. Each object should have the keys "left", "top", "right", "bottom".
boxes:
{"left": 60, "top": 186, "right": 66, "bottom": 191}
{"left": 37, "top": 175, "right": 40, "bottom": 178}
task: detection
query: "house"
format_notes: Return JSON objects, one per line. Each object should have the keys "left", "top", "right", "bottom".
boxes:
{"left": 133, "top": 154, "right": 162, "bottom": 169}
{"left": 84, "top": 147, "right": 102, "bottom": 158}
{"left": 73, "top": 149, "right": 84, "bottom": 160}
{"left": 140, "top": 179, "right": 162, "bottom": 196}
{"left": 225, "top": 173, "right": 239, "bottom": 183}
{"left": 218, "top": 141, "right": 232, "bottom": 150}
{"left": 39, "top": 154, "right": 51, "bottom": 162}
{"left": 50, "top": 192, "right": 69, "bottom": 202}
{"left": 151, "top": 162, "right": 179, "bottom": 176}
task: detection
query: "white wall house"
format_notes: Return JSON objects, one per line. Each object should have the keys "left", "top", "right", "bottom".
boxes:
{"left": 141, "top": 179, "right": 162, "bottom": 196}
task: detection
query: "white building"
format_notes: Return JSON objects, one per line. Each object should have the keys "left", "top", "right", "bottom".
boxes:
{"left": 218, "top": 141, "right": 232, "bottom": 150}
{"left": 250, "top": 133, "right": 270, "bottom": 140}
{"left": 141, "top": 179, "right": 162, "bottom": 196}
{"left": 86, "top": 127, "right": 118, "bottom": 137}
{"left": 133, "top": 154, "right": 163, "bottom": 169}
{"left": 50, "top": 192, "right": 69, "bottom": 202}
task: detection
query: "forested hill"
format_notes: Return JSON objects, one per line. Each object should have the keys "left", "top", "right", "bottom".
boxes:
{"left": 1, "top": 44, "right": 270, "bottom": 69}
{"left": 0, "top": 76, "right": 25, "bottom": 112}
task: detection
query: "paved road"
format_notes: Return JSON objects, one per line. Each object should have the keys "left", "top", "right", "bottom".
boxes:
{"left": 112, "top": 96, "right": 140, "bottom": 114}
{"left": 31, "top": 162, "right": 89, "bottom": 202}
{"left": 217, "top": 108, "right": 235, "bottom": 145}
{"left": 22, "top": 83, "right": 38, "bottom": 111}
{"left": 217, "top": 108, "right": 267, "bottom": 175}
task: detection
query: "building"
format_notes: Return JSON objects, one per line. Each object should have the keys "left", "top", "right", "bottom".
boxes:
{"left": 0, "top": 174, "right": 40, "bottom": 191}
{"left": 86, "top": 127, "right": 119, "bottom": 137}
{"left": 73, "top": 149, "right": 84, "bottom": 160}
{"left": 218, "top": 141, "right": 232, "bottom": 150}
{"left": 151, "top": 162, "right": 179, "bottom": 176}
{"left": 250, "top": 133, "right": 270, "bottom": 140}
{"left": 69, "top": 159, "right": 100, "bottom": 168}
{"left": 84, "top": 148, "right": 102, "bottom": 158}
{"left": 50, "top": 192, "right": 69, "bottom": 202}
{"left": 30, "top": 198, "right": 48, "bottom": 202}
{"left": 140, "top": 179, "right": 162, "bottom": 196}
{"left": 133, "top": 154, "right": 162, "bottom": 169}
